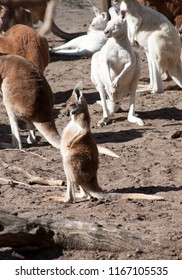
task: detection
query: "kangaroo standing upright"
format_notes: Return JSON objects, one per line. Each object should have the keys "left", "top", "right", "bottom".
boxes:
{"left": 91, "top": 7, "right": 143, "bottom": 127}
{"left": 118, "top": 0, "right": 182, "bottom": 93}
{"left": 59, "top": 83, "right": 163, "bottom": 203}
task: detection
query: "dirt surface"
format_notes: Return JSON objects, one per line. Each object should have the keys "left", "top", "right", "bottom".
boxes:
{"left": 0, "top": 0, "right": 182, "bottom": 260}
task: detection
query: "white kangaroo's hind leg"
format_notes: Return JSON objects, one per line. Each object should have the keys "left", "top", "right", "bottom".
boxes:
{"left": 5, "top": 107, "right": 22, "bottom": 149}
{"left": 128, "top": 91, "right": 144, "bottom": 126}
{"left": 146, "top": 51, "right": 154, "bottom": 91}
{"left": 128, "top": 54, "right": 144, "bottom": 126}
{"left": 97, "top": 85, "right": 111, "bottom": 127}
{"left": 151, "top": 58, "right": 164, "bottom": 93}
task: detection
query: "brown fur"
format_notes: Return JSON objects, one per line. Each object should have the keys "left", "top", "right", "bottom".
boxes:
{"left": 61, "top": 84, "right": 102, "bottom": 202}
{"left": 0, "top": 54, "right": 60, "bottom": 149}
{"left": 0, "top": 24, "right": 49, "bottom": 72}
{"left": 0, "top": 6, "right": 33, "bottom": 32}
{"left": 0, "top": 0, "right": 85, "bottom": 39}
{"left": 59, "top": 83, "right": 163, "bottom": 203}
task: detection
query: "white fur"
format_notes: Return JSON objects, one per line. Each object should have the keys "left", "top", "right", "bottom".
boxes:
{"left": 91, "top": 7, "right": 144, "bottom": 127}
{"left": 119, "top": 0, "right": 182, "bottom": 93}
{"left": 50, "top": 6, "right": 108, "bottom": 57}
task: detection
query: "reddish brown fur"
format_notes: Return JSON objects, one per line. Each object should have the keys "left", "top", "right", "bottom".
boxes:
{"left": 61, "top": 88, "right": 102, "bottom": 201}
{"left": 0, "top": 24, "right": 49, "bottom": 72}
{"left": 59, "top": 85, "right": 163, "bottom": 203}
{"left": 0, "top": 54, "right": 60, "bottom": 149}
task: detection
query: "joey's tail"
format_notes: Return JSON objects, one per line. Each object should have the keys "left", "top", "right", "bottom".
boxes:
{"left": 89, "top": 191, "right": 164, "bottom": 201}
{"left": 34, "top": 121, "right": 61, "bottom": 149}
{"left": 97, "top": 145, "right": 120, "bottom": 158}
{"left": 106, "top": 193, "right": 164, "bottom": 200}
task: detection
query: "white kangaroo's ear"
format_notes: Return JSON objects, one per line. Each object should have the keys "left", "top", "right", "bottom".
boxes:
{"left": 93, "top": 6, "right": 100, "bottom": 16}
{"left": 74, "top": 81, "right": 83, "bottom": 100}
{"left": 101, "top": 12, "right": 107, "bottom": 21}
{"left": 109, "top": 7, "right": 118, "bottom": 18}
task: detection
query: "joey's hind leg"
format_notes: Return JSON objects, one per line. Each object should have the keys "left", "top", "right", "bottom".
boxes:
{"left": 75, "top": 186, "right": 91, "bottom": 200}
{"left": 63, "top": 179, "right": 76, "bottom": 203}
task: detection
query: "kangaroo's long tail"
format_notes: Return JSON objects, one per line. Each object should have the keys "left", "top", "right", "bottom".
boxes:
{"left": 97, "top": 145, "right": 120, "bottom": 158}
{"left": 34, "top": 121, "right": 61, "bottom": 149}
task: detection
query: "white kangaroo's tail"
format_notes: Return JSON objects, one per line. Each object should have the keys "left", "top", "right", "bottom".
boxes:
{"left": 97, "top": 145, "right": 120, "bottom": 158}
{"left": 34, "top": 121, "right": 61, "bottom": 149}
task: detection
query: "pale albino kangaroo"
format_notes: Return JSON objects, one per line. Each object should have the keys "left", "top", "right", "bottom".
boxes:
{"left": 50, "top": 6, "right": 108, "bottom": 57}
{"left": 118, "top": 0, "right": 182, "bottom": 93}
{"left": 56, "top": 83, "right": 163, "bottom": 203}
{"left": 91, "top": 8, "right": 143, "bottom": 127}
{"left": 0, "top": 54, "right": 60, "bottom": 149}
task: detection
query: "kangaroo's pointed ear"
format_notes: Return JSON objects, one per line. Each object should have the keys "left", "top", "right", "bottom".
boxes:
{"left": 109, "top": 7, "right": 118, "bottom": 19}
{"left": 93, "top": 6, "right": 100, "bottom": 16}
{"left": 74, "top": 81, "right": 83, "bottom": 100}
{"left": 101, "top": 12, "right": 107, "bottom": 21}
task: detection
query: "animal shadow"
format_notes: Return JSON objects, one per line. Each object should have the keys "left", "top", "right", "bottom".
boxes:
{"left": 94, "top": 128, "right": 144, "bottom": 144}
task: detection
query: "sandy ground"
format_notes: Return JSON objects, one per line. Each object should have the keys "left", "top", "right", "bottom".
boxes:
{"left": 0, "top": 0, "right": 182, "bottom": 260}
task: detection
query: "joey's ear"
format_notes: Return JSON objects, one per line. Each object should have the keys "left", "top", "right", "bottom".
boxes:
{"left": 93, "top": 6, "right": 100, "bottom": 16}
{"left": 74, "top": 81, "right": 83, "bottom": 100}
{"left": 109, "top": 7, "right": 118, "bottom": 19}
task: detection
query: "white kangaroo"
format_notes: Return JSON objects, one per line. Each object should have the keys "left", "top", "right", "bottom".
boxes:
{"left": 91, "top": 7, "right": 143, "bottom": 127}
{"left": 118, "top": 0, "right": 182, "bottom": 93}
{"left": 50, "top": 6, "right": 108, "bottom": 57}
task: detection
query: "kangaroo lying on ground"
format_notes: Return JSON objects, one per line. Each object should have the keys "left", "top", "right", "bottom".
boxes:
{"left": 0, "top": 5, "right": 33, "bottom": 32}
{"left": 91, "top": 7, "right": 143, "bottom": 127}
{"left": 50, "top": 6, "right": 108, "bottom": 57}
{"left": 118, "top": 0, "right": 182, "bottom": 93}
{"left": 0, "top": 0, "right": 85, "bottom": 39}
{"left": 0, "top": 24, "right": 49, "bottom": 72}
{"left": 0, "top": 54, "right": 60, "bottom": 149}
{"left": 56, "top": 83, "right": 162, "bottom": 203}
